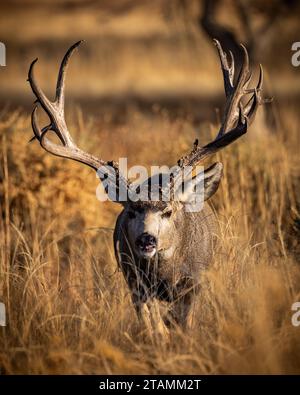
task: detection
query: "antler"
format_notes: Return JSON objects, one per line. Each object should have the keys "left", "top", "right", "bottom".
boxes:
{"left": 175, "top": 39, "right": 263, "bottom": 172}
{"left": 28, "top": 41, "right": 128, "bottom": 200}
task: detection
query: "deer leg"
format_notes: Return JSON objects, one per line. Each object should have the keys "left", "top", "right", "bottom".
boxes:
{"left": 135, "top": 299, "right": 170, "bottom": 343}
{"left": 129, "top": 284, "right": 157, "bottom": 338}
{"left": 167, "top": 278, "right": 199, "bottom": 329}
{"left": 168, "top": 292, "right": 193, "bottom": 329}
{"left": 148, "top": 299, "right": 170, "bottom": 341}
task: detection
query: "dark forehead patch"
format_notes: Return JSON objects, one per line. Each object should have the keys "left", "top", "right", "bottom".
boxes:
{"left": 129, "top": 200, "right": 169, "bottom": 212}
{"left": 129, "top": 173, "right": 172, "bottom": 212}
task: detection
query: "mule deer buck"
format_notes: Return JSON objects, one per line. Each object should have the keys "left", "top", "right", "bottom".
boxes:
{"left": 28, "top": 40, "right": 263, "bottom": 335}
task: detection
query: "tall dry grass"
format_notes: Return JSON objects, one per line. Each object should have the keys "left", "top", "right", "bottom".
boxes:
{"left": 0, "top": 100, "right": 299, "bottom": 374}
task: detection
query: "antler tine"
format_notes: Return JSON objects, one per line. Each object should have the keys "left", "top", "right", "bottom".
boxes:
{"left": 243, "top": 64, "right": 263, "bottom": 122}
{"left": 218, "top": 42, "right": 251, "bottom": 137}
{"left": 55, "top": 40, "right": 82, "bottom": 109}
{"left": 28, "top": 58, "right": 53, "bottom": 116}
{"left": 28, "top": 58, "right": 72, "bottom": 147}
{"left": 31, "top": 105, "right": 43, "bottom": 141}
{"left": 236, "top": 44, "right": 250, "bottom": 86}
{"left": 214, "top": 39, "right": 234, "bottom": 98}
{"left": 31, "top": 105, "right": 71, "bottom": 158}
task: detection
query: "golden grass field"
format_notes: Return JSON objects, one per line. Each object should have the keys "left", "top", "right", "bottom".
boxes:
{"left": 0, "top": 0, "right": 300, "bottom": 374}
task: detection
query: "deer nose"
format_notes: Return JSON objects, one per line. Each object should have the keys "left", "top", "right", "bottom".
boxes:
{"left": 136, "top": 233, "right": 157, "bottom": 249}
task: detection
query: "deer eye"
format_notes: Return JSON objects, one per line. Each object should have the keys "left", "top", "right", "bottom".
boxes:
{"left": 162, "top": 210, "right": 172, "bottom": 218}
{"left": 128, "top": 211, "right": 136, "bottom": 219}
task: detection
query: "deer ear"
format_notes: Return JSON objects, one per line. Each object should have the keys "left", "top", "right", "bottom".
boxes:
{"left": 176, "top": 162, "right": 223, "bottom": 206}
{"left": 203, "top": 162, "right": 223, "bottom": 200}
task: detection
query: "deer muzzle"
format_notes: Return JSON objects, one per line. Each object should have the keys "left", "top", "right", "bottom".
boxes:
{"left": 135, "top": 233, "right": 157, "bottom": 258}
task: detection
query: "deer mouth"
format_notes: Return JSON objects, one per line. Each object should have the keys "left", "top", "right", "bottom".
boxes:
{"left": 138, "top": 244, "right": 156, "bottom": 258}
